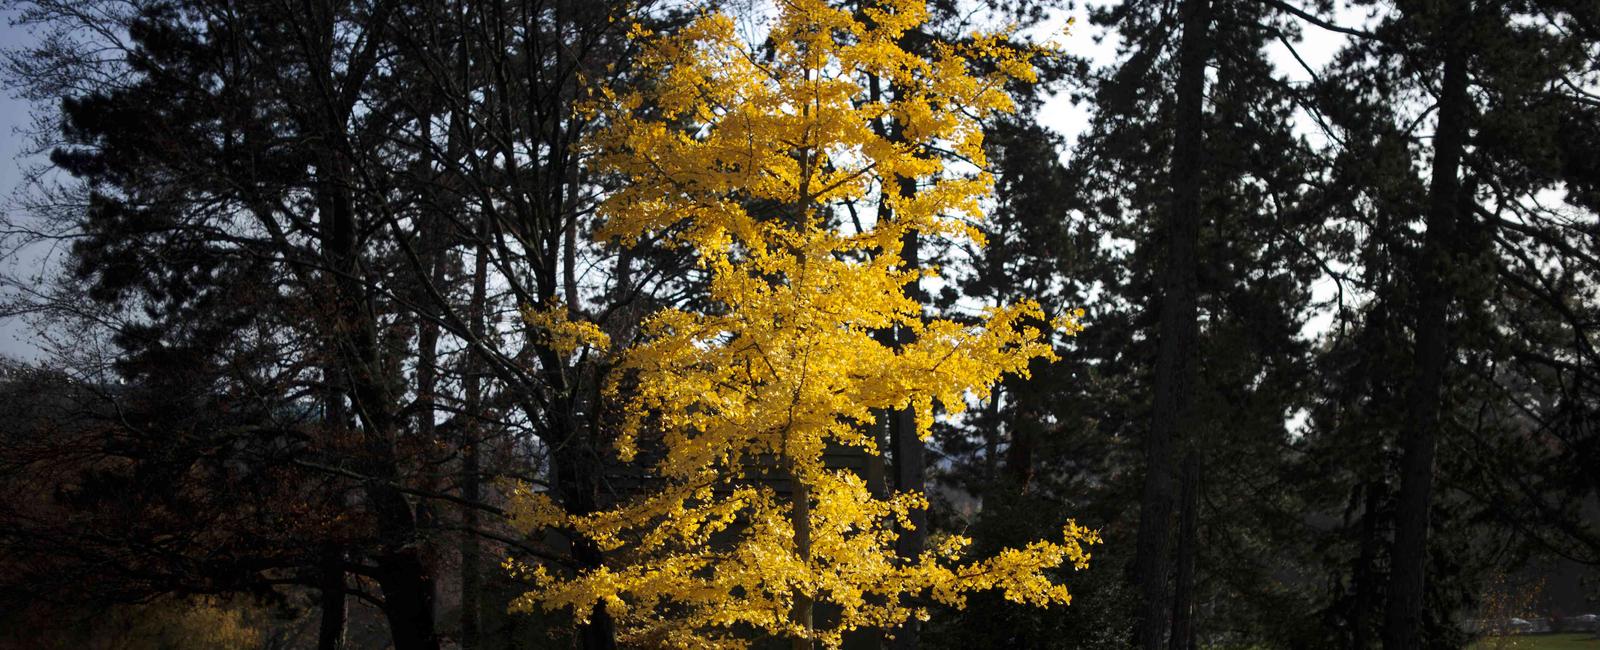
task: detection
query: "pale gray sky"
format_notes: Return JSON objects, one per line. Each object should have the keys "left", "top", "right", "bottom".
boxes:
{"left": 0, "top": 7, "right": 47, "bottom": 362}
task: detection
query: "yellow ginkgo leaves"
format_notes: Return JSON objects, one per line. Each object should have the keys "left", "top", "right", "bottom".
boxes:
{"left": 508, "top": 0, "right": 1095, "bottom": 646}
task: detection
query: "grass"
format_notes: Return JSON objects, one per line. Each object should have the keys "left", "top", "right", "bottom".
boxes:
{"left": 1470, "top": 634, "right": 1600, "bottom": 650}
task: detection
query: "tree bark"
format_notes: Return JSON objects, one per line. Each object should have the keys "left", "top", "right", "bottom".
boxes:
{"left": 301, "top": 1, "right": 442, "bottom": 644}
{"left": 1168, "top": 450, "right": 1201, "bottom": 650}
{"left": 1382, "top": 10, "right": 1469, "bottom": 648}
{"left": 547, "top": 395, "right": 616, "bottom": 650}
{"left": 315, "top": 140, "right": 440, "bottom": 650}
{"left": 375, "top": 527, "right": 442, "bottom": 650}
{"left": 890, "top": 389, "right": 924, "bottom": 650}
{"left": 460, "top": 229, "right": 489, "bottom": 650}
{"left": 1133, "top": 0, "right": 1210, "bottom": 646}
{"left": 317, "top": 545, "right": 347, "bottom": 650}
{"left": 888, "top": 65, "right": 927, "bottom": 650}
{"left": 1004, "top": 403, "right": 1036, "bottom": 489}
{"left": 792, "top": 465, "right": 815, "bottom": 650}
{"left": 865, "top": 59, "right": 926, "bottom": 650}
{"left": 1351, "top": 481, "right": 1383, "bottom": 649}
{"left": 982, "top": 393, "right": 1002, "bottom": 486}
{"left": 319, "top": 304, "right": 349, "bottom": 650}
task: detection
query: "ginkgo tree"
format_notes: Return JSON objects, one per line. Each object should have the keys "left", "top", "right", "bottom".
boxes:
{"left": 506, "top": 0, "right": 1097, "bottom": 646}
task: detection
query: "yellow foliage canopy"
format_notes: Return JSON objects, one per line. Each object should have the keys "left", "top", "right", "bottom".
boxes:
{"left": 508, "top": 0, "right": 1097, "bottom": 646}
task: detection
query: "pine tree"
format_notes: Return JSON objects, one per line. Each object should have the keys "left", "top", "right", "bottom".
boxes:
{"left": 1028, "top": 0, "right": 1323, "bottom": 644}
{"left": 1298, "top": 1, "right": 1600, "bottom": 645}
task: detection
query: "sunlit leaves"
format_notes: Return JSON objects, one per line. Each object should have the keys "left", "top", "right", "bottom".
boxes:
{"left": 509, "top": 0, "right": 1093, "bottom": 646}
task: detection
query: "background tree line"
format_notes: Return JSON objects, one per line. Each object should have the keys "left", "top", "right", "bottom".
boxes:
{"left": 0, "top": 0, "right": 1597, "bottom": 648}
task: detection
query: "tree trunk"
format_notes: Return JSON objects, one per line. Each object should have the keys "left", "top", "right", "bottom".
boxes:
{"left": 461, "top": 230, "right": 489, "bottom": 650}
{"left": 888, "top": 64, "right": 927, "bottom": 650}
{"left": 319, "top": 321, "right": 349, "bottom": 650}
{"left": 890, "top": 395, "right": 924, "bottom": 650}
{"left": 549, "top": 410, "right": 616, "bottom": 650}
{"left": 374, "top": 523, "right": 442, "bottom": 650}
{"left": 316, "top": 153, "right": 441, "bottom": 650}
{"left": 983, "top": 393, "right": 1002, "bottom": 486}
{"left": 317, "top": 545, "right": 347, "bottom": 650}
{"left": 573, "top": 538, "right": 618, "bottom": 650}
{"left": 864, "top": 60, "right": 926, "bottom": 650}
{"left": 1351, "top": 481, "right": 1383, "bottom": 649}
{"left": 557, "top": 0, "right": 581, "bottom": 313}
{"left": 1168, "top": 450, "right": 1201, "bottom": 650}
{"left": 1382, "top": 12, "right": 1469, "bottom": 648}
{"left": 1004, "top": 404, "right": 1036, "bottom": 489}
{"left": 302, "top": 3, "right": 442, "bottom": 644}
{"left": 1132, "top": 0, "right": 1210, "bottom": 646}
{"left": 890, "top": 211, "right": 924, "bottom": 650}
{"left": 412, "top": 108, "right": 455, "bottom": 650}
{"left": 792, "top": 465, "right": 815, "bottom": 650}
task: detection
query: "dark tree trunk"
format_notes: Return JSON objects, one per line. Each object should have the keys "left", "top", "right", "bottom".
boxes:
{"left": 411, "top": 110, "right": 454, "bottom": 650}
{"left": 1382, "top": 12, "right": 1469, "bottom": 649}
{"left": 557, "top": 0, "right": 581, "bottom": 313}
{"left": 319, "top": 329, "right": 349, "bottom": 650}
{"left": 547, "top": 386, "right": 616, "bottom": 650}
{"left": 1133, "top": 0, "right": 1210, "bottom": 646}
{"left": 792, "top": 466, "right": 815, "bottom": 650}
{"left": 1169, "top": 450, "right": 1201, "bottom": 650}
{"left": 539, "top": 40, "right": 618, "bottom": 645}
{"left": 1004, "top": 407, "right": 1036, "bottom": 489}
{"left": 887, "top": 189, "right": 926, "bottom": 650}
{"left": 982, "top": 393, "right": 1002, "bottom": 485}
{"left": 460, "top": 230, "right": 489, "bottom": 650}
{"left": 888, "top": 60, "right": 927, "bottom": 647}
{"left": 317, "top": 545, "right": 347, "bottom": 650}
{"left": 301, "top": 1, "right": 442, "bottom": 643}
{"left": 570, "top": 518, "right": 618, "bottom": 650}
{"left": 863, "top": 63, "right": 926, "bottom": 650}
{"left": 1351, "top": 481, "right": 1384, "bottom": 649}
{"left": 374, "top": 525, "right": 442, "bottom": 650}
{"left": 890, "top": 393, "right": 924, "bottom": 650}
{"left": 316, "top": 150, "right": 440, "bottom": 650}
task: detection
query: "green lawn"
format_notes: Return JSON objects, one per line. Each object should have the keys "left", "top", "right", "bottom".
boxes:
{"left": 1471, "top": 634, "right": 1600, "bottom": 650}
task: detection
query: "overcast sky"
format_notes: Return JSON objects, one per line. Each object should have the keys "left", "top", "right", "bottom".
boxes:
{"left": 0, "top": 7, "right": 47, "bottom": 362}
